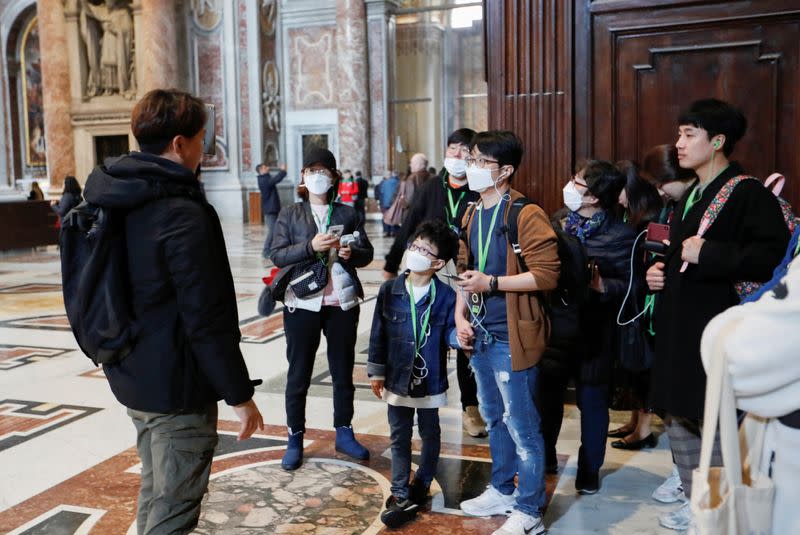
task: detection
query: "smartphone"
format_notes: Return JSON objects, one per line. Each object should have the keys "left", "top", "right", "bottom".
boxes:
{"left": 327, "top": 224, "right": 344, "bottom": 238}
{"left": 645, "top": 222, "right": 670, "bottom": 255}
{"left": 202, "top": 104, "right": 216, "bottom": 156}
{"left": 646, "top": 222, "right": 670, "bottom": 243}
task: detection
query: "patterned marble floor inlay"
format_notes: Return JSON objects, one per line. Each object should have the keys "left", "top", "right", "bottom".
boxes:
{"left": 0, "top": 314, "right": 71, "bottom": 331}
{"left": 0, "top": 345, "right": 72, "bottom": 371}
{"left": 0, "top": 283, "right": 62, "bottom": 294}
{"left": 0, "top": 400, "right": 102, "bottom": 451}
{"left": 194, "top": 460, "right": 385, "bottom": 534}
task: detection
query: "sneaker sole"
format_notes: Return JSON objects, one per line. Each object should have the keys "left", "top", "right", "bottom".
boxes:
{"left": 460, "top": 503, "right": 515, "bottom": 517}
{"left": 381, "top": 506, "right": 418, "bottom": 528}
{"left": 659, "top": 519, "right": 690, "bottom": 531}
{"left": 652, "top": 494, "right": 683, "bottom": 504}
{"left": 577, "top": 488, "right": 599, "bottom": 496}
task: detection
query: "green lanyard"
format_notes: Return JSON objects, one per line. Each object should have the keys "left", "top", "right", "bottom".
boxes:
{"left": 682, "top": 185, "right": 701, "bottom": 220}
{"left": 477, "top": 201, "right": 504, "bottom": 273}
{"left": 408, "top": 280, "right": 436, "bottom": 354}
{"left": 445, "top": 185, "right": 466, "bottom": 229}
{"left": 643, "top": 294, "right": 656, "bottom": 336}
{"left": 794, "top": 238, "right": 800, "bottom": 258}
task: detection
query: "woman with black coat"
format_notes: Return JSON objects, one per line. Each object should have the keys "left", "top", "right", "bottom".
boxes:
{"left": 269, "top": 147, "right": 374, "bottom": 471}
{"left": 539, "top": 160, "right": 635, "bottom": 495}
{"left": 50, "top": 176, "right": 83, "bottom": 219}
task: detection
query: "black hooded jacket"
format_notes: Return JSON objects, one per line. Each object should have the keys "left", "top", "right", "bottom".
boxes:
{"left": 83, "top": 152, "right": 255, "bottom": 413}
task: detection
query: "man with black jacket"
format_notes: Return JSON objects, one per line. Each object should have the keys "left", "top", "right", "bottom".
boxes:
{"left": 83, "top": 89, "right": 264, "bottom": 535}
{"left": 383, "top": 128, "right": 487, "bottom": 437}
{"left": 258, "top": 162, "right": 287, "bottom": 256}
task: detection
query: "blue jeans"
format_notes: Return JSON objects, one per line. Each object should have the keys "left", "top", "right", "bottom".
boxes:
{"left": 470, "top": 338, "right": 545, "bottom": 517}
{"left": 262, "top": 212, "right": 278, "bottom": 257}
{"left": 387, "top": 405, "right": 440, "bottom": 500}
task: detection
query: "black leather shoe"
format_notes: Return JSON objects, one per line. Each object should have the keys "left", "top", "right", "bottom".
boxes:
{"left": 610, "top": 433, "right": 657, "bottom": 450}
{"left": 607, "top": 427, "right": 634, "bottom": 438}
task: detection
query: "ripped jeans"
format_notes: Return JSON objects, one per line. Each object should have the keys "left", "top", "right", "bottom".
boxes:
{"left": 470, "top": 337, "right": 546, "bottom": 517}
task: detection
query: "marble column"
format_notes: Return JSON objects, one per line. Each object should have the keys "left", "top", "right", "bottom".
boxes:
{"left": 366, "top": 0, "right": 400, "bottom": 177}
{"left": 36, "top": 0, "right": 76, "bottom": 191}
{"left": 335, "top": 0, "right": 370, "bottom": 174}
{"left": 137, "top": 0, "right": 179, "bottom": 93}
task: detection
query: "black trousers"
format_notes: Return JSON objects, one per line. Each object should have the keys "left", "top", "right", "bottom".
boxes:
{"left": 456, "top": 348, "right": 479, "bottom": 410}
{"left": 283, "top": 305, "right": 359, "bottom": 433}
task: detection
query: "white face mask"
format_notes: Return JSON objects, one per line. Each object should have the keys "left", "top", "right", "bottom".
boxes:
{"left": 304, "top": 173, "right": 331, "bottom": 195}
{"left": 562, "top": 181, "right": 584, "bottom": 212}
{"left": 466, "top": 165, "right": 495, "bottom": 192}
{"left": 444, "top": 157, "right": 467, "bottom": 178}
{"left": 406, "top": 250, "right": 433, "bottom": 273}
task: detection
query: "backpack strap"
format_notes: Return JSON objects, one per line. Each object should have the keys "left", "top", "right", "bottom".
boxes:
{"left": 504, "top": 197, "right": 534, "bottom": 273}
{"left": 765, "top": 173, "right": 785, "bottom": 196}
{"left": 680, "top": 175, "right": 758, "bottom": 273}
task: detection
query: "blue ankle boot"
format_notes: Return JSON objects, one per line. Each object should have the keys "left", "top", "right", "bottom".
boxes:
{"left": 335, "top": 425, "right": 370, "bottom": 460}
{"left": 281, "top": 430, "right": 304, "bottom": 471}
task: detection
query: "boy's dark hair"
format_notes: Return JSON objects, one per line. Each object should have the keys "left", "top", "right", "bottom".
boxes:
{"left": 677, "top": 98, "right": 747, "bottom": 157}
{"left": 63, "top": 176, "right": 82, "bottom": 195}
{"left": 447, "top": 128, "right": 476, "bottom": 147}
{"left": 577, "top": 159, "right": 625, "bottom": 212}
{"left": 641, "top": 144, "right": 696, "bottom": 186}
{"left": 471, "top": 130, "right": 524, "bottom": 181}
{"left": 412, "top": 219, "right": 459, "bottom": 264}
{"left": 132, "top": 89, "right": 207, "bottom": 155}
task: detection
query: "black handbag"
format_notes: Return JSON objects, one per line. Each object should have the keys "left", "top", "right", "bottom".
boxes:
{"left": 287, "top": 258, "right": 328, "bottom": 298}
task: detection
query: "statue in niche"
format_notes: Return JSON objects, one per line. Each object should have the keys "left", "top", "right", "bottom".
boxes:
{"left": 262, "top": 60, "right": 280, "bottom": 132}
{"left": 79, "top": 0, "right": 136, "bottom": 100}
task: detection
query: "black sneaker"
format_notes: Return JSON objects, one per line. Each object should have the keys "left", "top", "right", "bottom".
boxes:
{"left": 380, "top": 496, "right": 419, "bottom": 528}
{"left": 575, "top": 470, "right": 600, "bottom": 495}
{"left": 408, "top": 478, "right": 430, "bottom": 506}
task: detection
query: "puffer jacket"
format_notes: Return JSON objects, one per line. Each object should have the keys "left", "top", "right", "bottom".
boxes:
{"left": 83, "top": 151, "right": 256, "bottom": 413}
{"left": 269, "top": 201, "right": 373, "bottom": 297}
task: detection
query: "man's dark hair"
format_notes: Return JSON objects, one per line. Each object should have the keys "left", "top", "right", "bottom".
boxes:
{"left": 470, "top": 130, "right": 524, "bottom": 180}
{"left": 447, "top": 128, "right": 476, "bottom": 147}
{"left": 132, "top": 89, "right": 207, "bottom": 155}
{"left": 578, "top": 159, "right": 625, "bottom": 212}
{"left": 412, "top": 219, "right": 459, "bottom": 264}
{"left": 677, "top": 98, "right": 747, "bottom": 157}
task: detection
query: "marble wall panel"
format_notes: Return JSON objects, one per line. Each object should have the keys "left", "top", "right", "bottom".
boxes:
{"left": 194, "top": 28, "right": 228, "bottom": 169}
{"left": 139, "top": 0, "right": 179, "bottom": 91}
{"left": 236, "top": 0, "right": 252, "bottom": 171}
{"left": 289, "top": 27, "right": 337, "bottom": 110}
{"left": 368, "top": 18, "right": 387, "bottom": 176}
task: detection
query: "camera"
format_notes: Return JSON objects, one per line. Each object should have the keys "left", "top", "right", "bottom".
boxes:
{"left": 340, "top": 231, "right": 360, "bottom": 247}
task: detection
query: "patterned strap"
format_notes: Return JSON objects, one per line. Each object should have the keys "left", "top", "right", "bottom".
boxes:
{"left": 697, "top": 175, "right": 759, "bottom": 238}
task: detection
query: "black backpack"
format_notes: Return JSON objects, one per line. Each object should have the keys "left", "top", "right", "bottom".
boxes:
{"left": 60, "top": 201, "right": 137, "bottom": 365}
{"left": 464, "top": 198, "right": 590, "bottom": 349}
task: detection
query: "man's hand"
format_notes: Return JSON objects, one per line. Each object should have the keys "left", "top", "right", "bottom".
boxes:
{"left": 455, "top": 270, "right": 491, "bottom": 293}
{"left": 279, "top": 162, "right": 287, "bottom": 171}
{"left": 589, "top": 265, "right": 605, "bottom": 293}
{"left": 233, "top": 399, "right": 264, "bottom": 441}
{"left": 338, "top": 245, "right": 352, "bottom": 260}
{"left": 646, "top": 262, "right": 666, "bottom": 291}
{"left": 370, "top": 379, "right": 384, "bottom": 399}
{"left": 681, "top": 236, "right": 705, "bottom": 265}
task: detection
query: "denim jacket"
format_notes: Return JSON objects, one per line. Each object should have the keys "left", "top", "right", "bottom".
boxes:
{"left": 367, "top": 274, "right": 456, "bottom": 397}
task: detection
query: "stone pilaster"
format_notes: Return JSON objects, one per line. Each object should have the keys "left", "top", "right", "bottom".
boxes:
{"left": 37, "top": 0, "right": 75, "bottom": 190}
{"left": 138, "top": 0, "right": 180, "bottom": 92}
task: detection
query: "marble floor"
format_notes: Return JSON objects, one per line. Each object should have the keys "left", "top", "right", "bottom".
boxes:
{"left": 0, "top": 218, "right": 682, "bottom": 534}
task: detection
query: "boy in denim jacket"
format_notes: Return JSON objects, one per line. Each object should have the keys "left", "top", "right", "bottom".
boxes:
{"left": 368, "top": 220, "right": 459, "bottom": 528}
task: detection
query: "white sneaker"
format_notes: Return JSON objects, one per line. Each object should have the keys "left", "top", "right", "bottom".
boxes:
{"left": 652, "top": 466, "right": 686, "bottom": 504}
{"left": 492, "top": 510, "right": 545, "bottom": 535}
{"left": 659, "top": 501, "right": 692, "bottom": 531}
{"left": 460, "top": 485, "right": 515, "bottom": 517}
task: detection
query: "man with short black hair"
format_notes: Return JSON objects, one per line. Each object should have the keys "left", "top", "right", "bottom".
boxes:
{"left": 83, "top": 89, "right": 264, "bottom": 534}
{"left": 455, "top": 130, "right": 559, "bottom": 535}
{"left": 258, "top": 162, "right": 287, "bottom": 257}
{"left": 647, "top": 98, "right": 789, "bottom": 532}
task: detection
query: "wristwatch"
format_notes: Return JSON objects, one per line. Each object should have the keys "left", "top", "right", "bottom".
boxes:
{"left": 489, "top": 275, "right": 498, "bottom": 293}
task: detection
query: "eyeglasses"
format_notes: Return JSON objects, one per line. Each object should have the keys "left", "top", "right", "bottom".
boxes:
{"left": 407, "top": 242, "right": 438, "bottom": 259}
{"left": 465, "top": 156, "right": 500, "bottom": 169}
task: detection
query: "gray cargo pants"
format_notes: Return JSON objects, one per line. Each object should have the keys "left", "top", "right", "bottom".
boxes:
{"left": 128, "top": 403, "right": 218, "bottom": 535}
